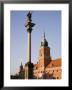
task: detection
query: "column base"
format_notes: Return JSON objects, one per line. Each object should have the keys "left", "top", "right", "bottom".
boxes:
{"left": 25, "top": 62, "right": 34, "bottom": 79}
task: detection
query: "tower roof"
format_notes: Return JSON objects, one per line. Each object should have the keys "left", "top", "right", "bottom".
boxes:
{"left": 20, "top": 62, "right": 23, "bottom": 68}
{"left": 20, "top": 62, "right": 23, "bottom": 71}
{"left": 41, "top": 32, "right": 48, "bottom": 47}
{"left": 46, "top": 58, "right": 61, "bottom": 68}
{"left": 21, "top": 62, "right": 23, "bottom": 66}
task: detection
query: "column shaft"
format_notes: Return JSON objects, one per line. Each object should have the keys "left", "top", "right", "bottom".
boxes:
{"left": 28, "top": 32, "right": 31, "bottom": 62}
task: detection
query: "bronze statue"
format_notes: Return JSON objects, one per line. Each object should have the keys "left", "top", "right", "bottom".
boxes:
{"left": 27, "top": 11, "right": 32, "bottom": 20}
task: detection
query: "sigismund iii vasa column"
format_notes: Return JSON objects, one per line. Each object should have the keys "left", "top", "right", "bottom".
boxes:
{"left": 24, "top": 11, "right": 35, "bottom": 79}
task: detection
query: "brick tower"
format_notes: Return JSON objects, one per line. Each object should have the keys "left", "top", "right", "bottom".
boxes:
{"left": 38, "top": 32, "right": 51, "bottom": 69}
{"left": 33, "top": 32, "right": 51, "bottom": 79}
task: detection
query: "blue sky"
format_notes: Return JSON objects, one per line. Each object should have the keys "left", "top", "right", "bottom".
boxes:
{"left": 10, "top": 11, "right": 61, "bottom": 75}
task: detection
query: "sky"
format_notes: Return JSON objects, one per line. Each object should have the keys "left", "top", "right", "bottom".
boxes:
{"left": 10, "top": 11, "right": 61, "bottom": 75}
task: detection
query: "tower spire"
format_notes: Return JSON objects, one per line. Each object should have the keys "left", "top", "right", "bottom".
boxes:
{"left": 43, "top": 31, "right": 45, "bottom": 40}
{"left": 41, "top": 31, "right": 48, "bottom": 47}
{"left": 20, "top": 61, "right": 23, "bottom": 71}
{"left": 21, "top": 61, "right": 22, "bottom": 66}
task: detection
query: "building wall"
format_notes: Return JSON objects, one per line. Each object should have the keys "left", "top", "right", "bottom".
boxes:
{"left": 38, "top": 47, "right": 51, "bottom": 68}
{"left": 45, "top": 67, "right": 61, "bottom": 79}
{"left": 33, "top": 66, "right": 61, "bottom": 79}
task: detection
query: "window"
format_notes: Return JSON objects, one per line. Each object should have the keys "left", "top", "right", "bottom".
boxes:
{"left": 34, "top": 67, "right": 37, "bottom": 70}
{"left": 57, "top": 70, "right": 58, "bottom": 72}
{"left": 46, "top": 71, "right": 47, "bottom": 73}
{"left": 41, "top": 71, "right": 42, "bottom": 73}
{"left": 53, "top": 70, "right": 54, "bottom": 72}
{"left": 57, "top": 77, "right": 59, "bottom": 79}
{"left": 52, "top": 64, "right": 54, "bottom": 67}
{"left": 41, "top": 65, "right": 43, "bottom": 67}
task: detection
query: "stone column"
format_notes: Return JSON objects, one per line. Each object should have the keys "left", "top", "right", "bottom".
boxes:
{"left": 24, "top": 11, "right": 35, "bottom": 79}
{"left": 28, "top": 32, "right": 31, "bottom": 62}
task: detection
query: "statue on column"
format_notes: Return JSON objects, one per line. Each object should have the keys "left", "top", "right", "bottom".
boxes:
{"left": 27, "top": 11, "right": 32, "bottom": 21}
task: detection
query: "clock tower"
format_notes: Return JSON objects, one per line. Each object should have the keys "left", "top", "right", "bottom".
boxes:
{"left": 38, "top": 32, "right": 51, "bottom": 68}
